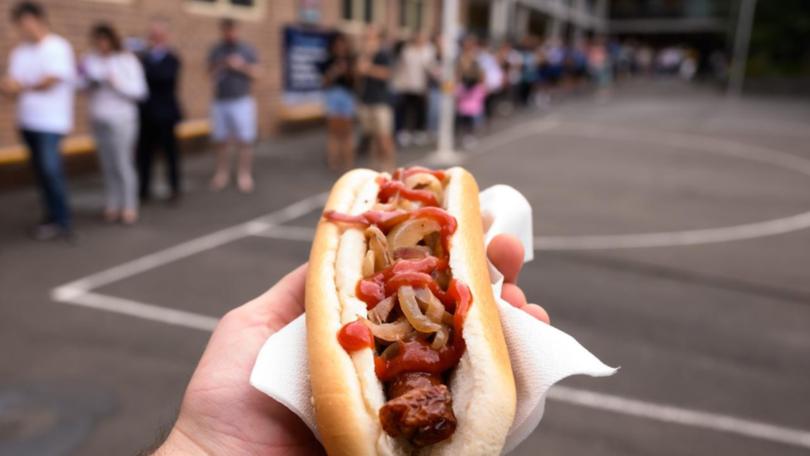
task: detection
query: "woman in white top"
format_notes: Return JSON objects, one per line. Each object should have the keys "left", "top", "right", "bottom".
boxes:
{"left": 80, "top": 23, "right": 147, "bottom": 225}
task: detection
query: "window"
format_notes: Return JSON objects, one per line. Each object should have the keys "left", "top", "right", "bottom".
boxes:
{"left": 342, "top": 0, "right": 378, "bottom": 24}
{"left": 399, "top": 0, "right": 424, "bottom": 31}
{"left": 186, "top": 0, "right": 265, "bottom": 20}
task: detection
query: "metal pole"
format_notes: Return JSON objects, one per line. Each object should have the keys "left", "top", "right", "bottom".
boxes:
{"left": 433, "top": 0, "right": 461, "bottom": 164}
{"left": 727, "top": 0, "right": 757, "bottom": 97}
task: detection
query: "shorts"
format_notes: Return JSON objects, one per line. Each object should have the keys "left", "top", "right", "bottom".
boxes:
{"left": 324, "top": 87, "right": 356, "bottom": 118}
{"left": 211, "top": 96, "right": 257, "bottom": 143}
{"left": 357, "top": 103, "right": 393, "bottom": 136}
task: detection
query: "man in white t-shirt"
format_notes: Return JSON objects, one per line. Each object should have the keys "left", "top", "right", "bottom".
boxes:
{"left": 1, "top": 2, "right": 76, "bottom": 240}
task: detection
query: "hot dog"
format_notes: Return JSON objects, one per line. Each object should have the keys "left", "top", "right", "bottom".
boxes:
{"left": 306, "top": 166, "right": 516, "bottom": 455}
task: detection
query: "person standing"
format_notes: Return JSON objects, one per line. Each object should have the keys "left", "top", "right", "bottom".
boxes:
{"left": 320, "top": 33, "right": 356, "bottom": 171}
{"left": 80, "top": 23, "right": 147, "bottom": 225}
{"left": 138, "top": 18, "right": 183, "bottom": 204}
{"left": 456, "top": 44, "right": 486, "bottom": 149}
{"left": 356, "top": 27, "right": 395, "bottom": 171}
{"left": 1, "top": 2, "right": 75, "bottom": 241}
{"left": 394, "top": 32, "right": 434, "bottom": 146}
{"left": 208, "top": 18, "right": 259, "bottom": 193}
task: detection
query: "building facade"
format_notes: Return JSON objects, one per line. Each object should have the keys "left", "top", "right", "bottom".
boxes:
{"left": 0, "top": 0, "right": 451, "bottom": 162}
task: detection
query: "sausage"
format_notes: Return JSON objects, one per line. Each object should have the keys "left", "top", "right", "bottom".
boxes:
{"left": 379, "top": 373, "right": 457, "bottom": 448}
{"left": 386, "top": 372, "right": 442, "bottom": 399}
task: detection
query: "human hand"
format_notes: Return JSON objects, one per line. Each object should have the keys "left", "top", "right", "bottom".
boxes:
{"left": 0, "top": 77, "right": 23, "bottom": 96}
{"left": 356, "top": 58, "right": 370, "bottom": 74}
{"left": 153, "top": 234, "right": 548, "bottom": 455}
{"left": 226, "top": 54, "right": 246, "bottom": 70}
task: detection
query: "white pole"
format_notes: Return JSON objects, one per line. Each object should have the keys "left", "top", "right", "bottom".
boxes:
{"left": 434, "top": 0, "right": 461, "bottom": 164}
{"left": 727, "top": 0, "right": 757, "bottom": 97}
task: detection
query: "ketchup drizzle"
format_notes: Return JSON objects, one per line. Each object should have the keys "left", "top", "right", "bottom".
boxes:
{"left": 329, "top": 167, "right": 473, "bottom": 382}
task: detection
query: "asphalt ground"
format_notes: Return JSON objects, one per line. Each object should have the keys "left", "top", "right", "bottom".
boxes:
{"left": 1, "top": 80, "right": 810, "bottom": 455}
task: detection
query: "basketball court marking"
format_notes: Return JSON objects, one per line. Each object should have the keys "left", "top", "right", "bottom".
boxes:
{"left": 48, "top": 118, "right": 810, "bottom": 449}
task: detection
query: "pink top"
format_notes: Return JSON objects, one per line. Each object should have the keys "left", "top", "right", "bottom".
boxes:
{"left": 456, "top": 83, "right": 486, "bottom": 116}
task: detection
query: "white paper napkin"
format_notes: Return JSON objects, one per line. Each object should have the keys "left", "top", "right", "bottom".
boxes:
{"left": 250, "top": 185, "right": 616, "bottom": 454}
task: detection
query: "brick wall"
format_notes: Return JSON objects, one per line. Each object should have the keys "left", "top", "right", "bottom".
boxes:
{"left": 0, "top": 0, "right": 341, "bottom": 149}
{"left": 0, "top": 0, "right": 462, "bottom": 150}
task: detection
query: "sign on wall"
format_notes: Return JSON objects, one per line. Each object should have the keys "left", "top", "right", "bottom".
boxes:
{"left": 282, "top": 25, "right": 335, "bottom": 107}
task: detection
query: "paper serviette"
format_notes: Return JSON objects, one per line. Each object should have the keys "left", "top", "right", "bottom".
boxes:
{"left": 250, "top": 185, "right": 616, "bottom": 454}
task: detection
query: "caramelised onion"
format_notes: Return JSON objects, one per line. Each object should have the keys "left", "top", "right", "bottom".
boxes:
{"left": 380, "top": 340, "right": 401, "bottom": 359}
{"left": 366, "top": 225, "right": 393, "bottom": 271}
{"left": 393, "top": 246, "right": 431, "bottom": 260}
{"left": 415, "top": 287, "right": 453, "bottom": 325}
{"left": 404, "top": 172, "right": 443, "bottom": 206}
{"left": 373, "top": 194, "right": 399, "bottom": 212}
{"left": 362, "top": 249, "right": 375, "bottom": 278}
{"left": 431, "top": 326, "right": 450, "bottom": 349}
{"left": 363, "top": 317, "right": 413, "bottom": 342}
{"left": 396, "top": 198, "right": 419, "bottom": 211}
{"left": 387, "top": 217, "right": 441, "bottom": 252}
{"left": 398, "top": 285, "right": 442, "bottom": 333}
{"left": 368, "top": 296, "right": 396, "bottom": 324}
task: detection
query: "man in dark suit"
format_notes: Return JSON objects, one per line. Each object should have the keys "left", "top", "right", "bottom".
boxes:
{"left": 138, "top": 18, "right": 182, "bottom": 203}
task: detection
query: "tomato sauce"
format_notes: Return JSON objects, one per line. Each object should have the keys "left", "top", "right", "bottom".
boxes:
{"left": 393, "top": 166, "right": 447, "bottom": 182}
{"left": 327, "top": 167, "right": 473, "bottom": 384}
{"left": 338, "top": 319, "right": 374, "bottom": 351}
{"left": 323, "top": 210, "right": 409, "bottom": 233}
{"left": 375, "top": 339, "right": 465, "bottom": 382}
{"left": 378, "top": 180, "right": 439, "bottom": 207}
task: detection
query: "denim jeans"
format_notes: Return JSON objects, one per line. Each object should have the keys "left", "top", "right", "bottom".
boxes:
{"left": 20, "top": 129, "right": 71, "bottom": 229}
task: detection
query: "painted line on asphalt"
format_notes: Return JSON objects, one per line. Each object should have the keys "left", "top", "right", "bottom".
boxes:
{"left": 50, "top": 288, "right": 810, "bottom": 450}
{"left": 251, "top": 210, "right": 810, "bottom": 251}
{"left": 461, "top": 120, "right": 810, "bottom": 250}
{"left": 64, "top": 291, "right": 219, "bottom": 332}
{"left": 253, "top": 225, "right": 318, "bottom": 242}
{"left": 51, "top": 193, "right": 327, "bottom": 297}
{"left": 534, "top": 210, "right": 810, "bottom": 250}
{"left": 548, "top": 386, "right": 810, "bottom": 450}
{"left": 46, "top": 114, "right": 810, "bottom": 448}
{"left": 554, "top": 122, "right": 810, "bottom": 178}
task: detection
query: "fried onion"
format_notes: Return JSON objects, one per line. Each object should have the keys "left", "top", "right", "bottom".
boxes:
{"left": 366, "top": 225, "right": 393, "bottom": 271}
{"left": 398, "top": 285, "right": 442, "bottom": 333}
{"left": 364, "top": 317, "right": 413, "bottom": 342}
{"left": 387, "top": 217, "right": 441, "bottom": 252}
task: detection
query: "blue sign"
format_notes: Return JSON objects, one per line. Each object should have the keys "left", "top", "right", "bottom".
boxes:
{"left": 282, "top": 25, "right": 334, "bottom": 105}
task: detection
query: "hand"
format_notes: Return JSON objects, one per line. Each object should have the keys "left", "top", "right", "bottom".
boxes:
{"left": 356, "top": 58, "right": 370, "bottom": 74}
{"left": 226, "top": 54, "right": 246, "bottom": 70}
{"left": 154, "top": 234, "right": 548, "bottom": 455}
{"left": 0, "top": 77, "right": 23, "bottom": 96}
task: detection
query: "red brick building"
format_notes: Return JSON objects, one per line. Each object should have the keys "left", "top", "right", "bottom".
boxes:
{"left": 0, "top": 0, "right": 456, "bottom": 163}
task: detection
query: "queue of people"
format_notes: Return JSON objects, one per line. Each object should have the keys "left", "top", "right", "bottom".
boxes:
{"left": 317, "top": 29, "right": 633, "bottom": 167}
{"left": 0, "top": 2, "right": 259, "bottom": 241}
{"left": 1, "top": 1, "right": 693, "bottom": 243}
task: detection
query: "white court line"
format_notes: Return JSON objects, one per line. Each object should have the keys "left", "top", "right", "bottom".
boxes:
{"left": 47, "top": 115, "right": 810, "bottom": 448}
{"left": 51, "top": 193, "right": 327, "bottom": 299}
{"left": 548, "top": 386, "right": 810, "bottom": 450}
{"left": 554, "top": 122, "right": 810, "bottom": 178}
{"left": 253, "top": 225, "right": 318, "bottom": 242}
{"left": 534, "top": 211, "right": 810, "bottom": 250}
{"left": 253, "top": 209, "right": 810, "bottom": 251}
{"left": 67, "top": 291, "right": 219, "bottom": 332}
